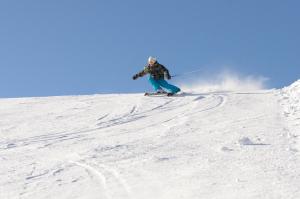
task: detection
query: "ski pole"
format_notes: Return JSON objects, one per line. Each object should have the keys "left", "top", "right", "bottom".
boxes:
{"left": 171, "top": 68, "right": 204, "bottom": 78}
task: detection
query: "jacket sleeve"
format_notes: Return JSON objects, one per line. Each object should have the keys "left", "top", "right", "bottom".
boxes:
{"left": 160, "top": 64, "right": 170, "bottom": 76}
{"left": 135, "top": 66, "right": 149, "bottom": 77}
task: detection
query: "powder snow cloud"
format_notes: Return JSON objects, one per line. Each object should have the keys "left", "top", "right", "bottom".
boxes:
{"left": 177, "top": 69, "right": 269, "bottom": 93}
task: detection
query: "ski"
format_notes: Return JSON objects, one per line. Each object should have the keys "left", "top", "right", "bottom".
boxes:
{"left": 144, "top": 92, "right": 180, "bottom": 97}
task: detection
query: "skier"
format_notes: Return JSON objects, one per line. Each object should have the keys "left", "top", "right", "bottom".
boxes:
{"left": 132, "top": 56, "right": 181, "bottom": 96}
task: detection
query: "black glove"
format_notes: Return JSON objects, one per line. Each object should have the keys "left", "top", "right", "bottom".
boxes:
{"left": 167, "top": 73, "right": 171, "bottom": 80}
{"left": 132, "top": 74, "right": 139, "bottom": 80}
{"left": 164, "top": 72, "right": 171, "bottom": 80}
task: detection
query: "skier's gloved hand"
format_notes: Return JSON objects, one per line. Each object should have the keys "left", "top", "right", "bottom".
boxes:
{"left": 166, "top": 73, "right": 171, "bottom": 80}
{"left": 167, "top": 74, "right": 171, "bottom": 80}
{"left": 164, "top": 72, "right": 171, "bottom": 80}
{"left": 132, "top": 74, "right": 139, "bottom": 80}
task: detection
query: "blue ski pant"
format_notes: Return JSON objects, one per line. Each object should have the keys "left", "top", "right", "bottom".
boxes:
{"left": 148, "top": 76, "right": 181, "bottom": 93}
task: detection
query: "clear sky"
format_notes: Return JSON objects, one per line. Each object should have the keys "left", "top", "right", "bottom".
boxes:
{"left": 0, "top": 0, "right": 299, "bottom": 98}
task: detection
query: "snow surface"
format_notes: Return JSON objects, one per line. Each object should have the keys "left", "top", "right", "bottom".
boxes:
{"left": 0, "top": 82, "right": 300, "bottom": 199}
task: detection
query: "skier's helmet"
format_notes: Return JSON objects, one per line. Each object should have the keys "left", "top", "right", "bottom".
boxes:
{"left": 148, "top": 56, "right": 157, "bottom": 64}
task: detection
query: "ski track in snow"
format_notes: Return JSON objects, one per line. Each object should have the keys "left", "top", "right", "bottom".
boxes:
{"left": 70, "top": 161, "right": 111, "bottom": 199}
{"left": 0, "top": 94, "right": 209, "bottom": 150}
{"left": 71, "top": 160, "right": 132, "bottom": 199}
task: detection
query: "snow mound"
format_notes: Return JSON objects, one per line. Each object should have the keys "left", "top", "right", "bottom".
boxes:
{"left": 280, "top": 80, "right": 300, "bottom": 116}
{"left": 238, "top": 137, "right": 255, "bottom": 145}
{"left": 238, "top": 137, "right": 267, "bottom": 146}
{"left": 282, "top": 79, "right": 300, "bottom": 98}
{"left": 279, "top": 80, "right": 300, "bottom": 154}
{"left": 283, "top": 79, "right": 300, "bottom": 91}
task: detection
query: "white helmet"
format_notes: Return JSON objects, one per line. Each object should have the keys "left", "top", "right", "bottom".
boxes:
{"left": 148, "top": 56, "right": 157, "bottom": 63}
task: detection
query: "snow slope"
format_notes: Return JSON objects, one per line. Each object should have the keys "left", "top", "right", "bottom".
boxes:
{"left": 0, "top": 82, "right": 300, "bottom": 199}
{"left": 279, "top": 80, "right": 300, "bottom": 153}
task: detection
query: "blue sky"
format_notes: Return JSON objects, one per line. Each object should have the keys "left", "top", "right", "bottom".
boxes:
{"left": 0, "top": 0, "right": 299, "bottom": 98}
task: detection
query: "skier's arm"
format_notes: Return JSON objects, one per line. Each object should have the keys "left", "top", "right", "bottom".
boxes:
{"left": 132, "top": 66, "right": 149, "bottom": 80}
{"left": 160, "top": 65, "right": 171, "bottom": 80}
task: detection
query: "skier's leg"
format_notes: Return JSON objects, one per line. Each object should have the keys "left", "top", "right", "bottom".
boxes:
{"left": 148, "top": 76, "right": 163, "bottom": 92}
{"left": 157, "top": 79, "right": 181, "bottom": 94}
